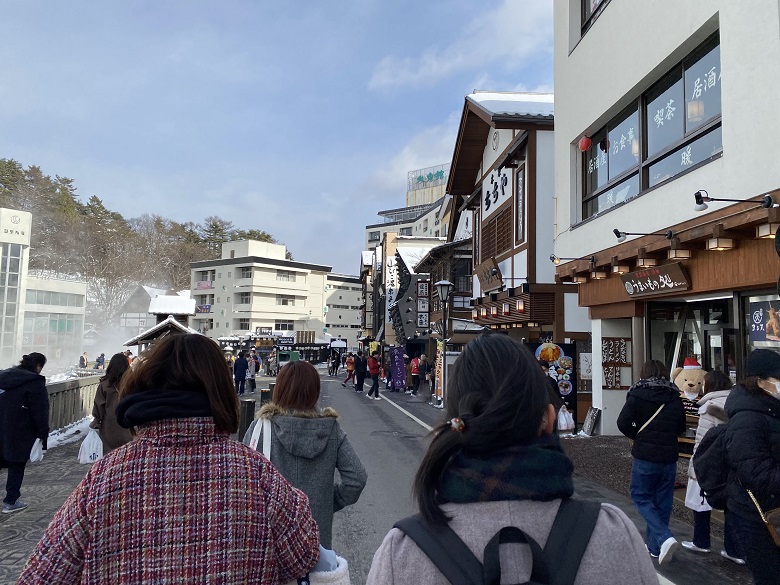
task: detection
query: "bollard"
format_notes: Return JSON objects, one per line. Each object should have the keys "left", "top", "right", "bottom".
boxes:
{"left": 261, "top": 382, "right": 275, "bottom": 405}
{"left": 238, "top": 398, "right": 257, "bottom": 440}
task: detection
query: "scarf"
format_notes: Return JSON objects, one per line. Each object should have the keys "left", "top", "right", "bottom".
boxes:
{"left": 116, "top": 389, "right": 213, "bottom": 428}
{"left": 439, "top": 434, "right": 574, "bottom": 504}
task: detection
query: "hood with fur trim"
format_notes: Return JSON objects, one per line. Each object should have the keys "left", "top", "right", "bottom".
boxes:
{"left": 256, "top": 403, "right": 340, "bottom": 459}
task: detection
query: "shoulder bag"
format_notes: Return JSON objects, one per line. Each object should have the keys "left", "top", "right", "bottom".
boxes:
{"left": 747, "top": 489, "right": 780, "bottom": 547}
{"left": 637, "top": 403, "right": 665, "bottom": 434}
{"left": 249, "top": 419, "right": 271, "bottom": 459}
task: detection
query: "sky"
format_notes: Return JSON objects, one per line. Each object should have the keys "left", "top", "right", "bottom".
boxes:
{"left": 0, "top": 0, "right": 553, "bottom": 274}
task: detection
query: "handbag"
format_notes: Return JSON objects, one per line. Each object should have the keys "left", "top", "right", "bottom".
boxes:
{"left": 747, "top": 489, "right": 780, "bottom": 547}
{"left": 78, "top": 429, "right": 104, "bottom": 464}
{"left": 249, "top": 419, "right": 271, "bottom": 459}
{"left": 29, "top": 439, "right": 44, "bottom": 463}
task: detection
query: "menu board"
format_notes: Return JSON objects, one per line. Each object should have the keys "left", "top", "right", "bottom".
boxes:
{"left": 602, "top": 337, "right": 632, "bottom": 390}
{"left": 749, "top": 301, "right": 780, "bottom": 343}
{"left": 528, "top": 342, "right": 578, "bottom": 420}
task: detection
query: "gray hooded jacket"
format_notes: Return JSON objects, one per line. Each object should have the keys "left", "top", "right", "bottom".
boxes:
{"left": 243, "top": 403, "right": 367, "bottom": 548}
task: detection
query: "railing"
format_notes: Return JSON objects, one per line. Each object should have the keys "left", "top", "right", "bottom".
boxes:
{"left": 47, "top": 372, "right": 102, "bottom": 431}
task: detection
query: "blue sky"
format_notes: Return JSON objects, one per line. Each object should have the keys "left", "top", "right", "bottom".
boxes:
{"left": 0, "top": 0, "right": 553, "bottom": 273}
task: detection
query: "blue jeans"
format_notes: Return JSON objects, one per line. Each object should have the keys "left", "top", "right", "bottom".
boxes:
{"left": 730, "top": 512, "right": 780, "bottom": 585}
{"left": 630, "top": 458, "right": 676, "bottom": 555}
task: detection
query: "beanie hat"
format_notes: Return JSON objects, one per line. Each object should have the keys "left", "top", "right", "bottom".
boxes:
{"left": 746, "top": 349, "right": 780, "bottom": 379}
{"left": 683, "top": 357, "right": 702, "bottom": 369}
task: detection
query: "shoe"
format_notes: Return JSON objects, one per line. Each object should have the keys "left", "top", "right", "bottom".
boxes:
{"left": 659, "top": 537, "right": 679, "bottom": 565}
{"left": 681, "top": 541, "right": 710, "bottom": 554}
{"left": 720, "top": 550, "right": 746, "bottom": 565}
{"left": 374, "top": 396, "right": 381, "bottom": 400}
{"left": 2, "top": 500, "right": 28, "bottom": 514}
{"left": 365, "top": 394, "right": 372, "bottom": 398}
{"left": 645, "top": 545, "right": 659, "bottom": 559}
{"left": 341, "top": 383, "right": 346, "bottom": 387}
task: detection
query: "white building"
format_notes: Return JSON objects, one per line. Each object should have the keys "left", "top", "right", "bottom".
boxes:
{"left": 325, "top": 273, "right": 362, "bottom": 350}
{"left": 190, "top": 240, "right": 331, "bottom": 340}
{"left": 553, "top": 1, "right": 780, "bottom": 433}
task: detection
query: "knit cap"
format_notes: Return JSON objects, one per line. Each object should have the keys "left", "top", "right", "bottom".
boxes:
{"left": 746, "top": 349, "right": 780, "bottom": 379}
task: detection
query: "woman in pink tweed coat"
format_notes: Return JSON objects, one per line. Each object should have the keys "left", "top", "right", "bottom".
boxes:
{"left": 18, "top": 334, "right": 320, "bottom": 584}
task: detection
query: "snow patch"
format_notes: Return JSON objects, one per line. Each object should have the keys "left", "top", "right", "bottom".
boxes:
{"left": 48, "top": 418, "right": 93, "bottom": 449}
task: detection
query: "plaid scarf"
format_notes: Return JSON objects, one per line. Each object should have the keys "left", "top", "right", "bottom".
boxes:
{"left": 439, "top": 434, "right": 574, "bottom": 503}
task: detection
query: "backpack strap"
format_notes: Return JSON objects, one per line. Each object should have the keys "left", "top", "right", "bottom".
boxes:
{"left": 544, "top": 499, "right": 601, "bottom": 585}
{"left": 394, "top": 514, "right": 482, "bottom": 585}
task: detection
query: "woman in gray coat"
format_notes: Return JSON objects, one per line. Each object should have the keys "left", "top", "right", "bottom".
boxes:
{"left": 90, "top": 353, "right": 133, "bottom": 453}
{"left": 243, "top": 360, "right": 367, "bottom": 548}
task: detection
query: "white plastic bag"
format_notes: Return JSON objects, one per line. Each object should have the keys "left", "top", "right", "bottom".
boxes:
{"left": 557, "top": 406, "right": 576, "bottom": 432}
{"left": 285, "top": 547, "right": 350, "bottom": 585}
{"left": 78, "top": 429, "right": 104, "bottom": 464}
{"left": 29, "top": 439, "right": 44, "bottom": 463}
{"left": 684, "top": 478, "right": 712, "bottom": 512}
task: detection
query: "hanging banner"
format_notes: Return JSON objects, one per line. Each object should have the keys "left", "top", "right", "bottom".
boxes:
{"left": 435, "top": 340, "right": 444, "bottom": 400}
{"left": 389, "top": 346, "right": 407, "bottom": 391}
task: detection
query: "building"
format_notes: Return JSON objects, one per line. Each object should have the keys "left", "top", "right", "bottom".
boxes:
{"left": 190, "top": 240, "right": 331, "bottom": 342}
{"left": 325, "top": 273, "right": 362, "bottom": 350}
{"left": 552, "top": 1, "right": 780, "bottom": 433}
{"left": 113, "top": 285, "right": 170, "bottom": 341}
{"left": 0, "top": 208, "right": 87, "bottom": 370}
{"left": 445, "top": 91, "right": 590, "bottom": 420}
{"left": 406, "top": 163, "right": 450, "bottom": 207}
{"left": 364, "top": 202, "right": 437, "bottom": 252}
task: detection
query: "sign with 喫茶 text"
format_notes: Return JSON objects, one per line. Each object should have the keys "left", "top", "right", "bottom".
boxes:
{"left": 620, "top": 263, "right": 690, "bottom": 298}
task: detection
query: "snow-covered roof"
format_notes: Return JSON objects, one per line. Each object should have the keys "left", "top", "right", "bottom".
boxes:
{"left": 396, "top": 247, "right": 438, "bottom": 273}
{"left": 467, "top": 92, "right": 554, "bottom": 119}
{"left": 148, "top": 295, "right": 196, "bottom": 315}
{"left": 452, "top": 318, "right": 488, "bottom": 333}
{"left": 142, "top": 286, "right": 168, "bottom": 298}
{"left": 123, "top": 315, "right": 200, "bottom": 346}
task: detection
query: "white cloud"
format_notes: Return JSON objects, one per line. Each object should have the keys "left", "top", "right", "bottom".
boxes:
{"left": 369, "top": 0, "right": 552, "bottom": 90}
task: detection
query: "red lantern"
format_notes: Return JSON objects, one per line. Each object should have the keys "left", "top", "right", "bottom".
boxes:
{"left": 578, "top": 136, "right": 592, "bottom": 151}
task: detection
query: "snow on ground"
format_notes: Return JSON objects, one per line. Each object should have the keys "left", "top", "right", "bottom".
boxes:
{"left": 48, "top": 417, "right": 92, "bottom": 449}
{"left": 47, "top": 371, "right": 80, "bottom": 383}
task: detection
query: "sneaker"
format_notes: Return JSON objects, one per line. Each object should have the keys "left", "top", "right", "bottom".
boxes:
{"left": 374, "top": 396, "right": 381, "bottom": 400}
{"left": 341, "top": 383, "right": 346, "bottom": 387}
{"left": 720, "top": 550, "right": 747, "bottom": 565}
{"left": 681, "top": 541, "right": 710, "bottom": 554}
{"left": 365, "top": 393, "right": 372, "bottom": 398}
{"left": 2, "top": 500, "right": 28, "bottom": 514}
{"left": 646, "top": 545, "right": 659, "bottom": 559}
{"left": 659, "top": 537, "right": 679, "bottom": 565}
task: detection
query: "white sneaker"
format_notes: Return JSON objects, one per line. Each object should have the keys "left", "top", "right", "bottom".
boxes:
{"left": 720, "top": 550, "right": 746, "bottom": 565}
{"left": 374, "top": 396, "right": 381, "bottom": 400}
{"left": 681, "top": 541, "right": 710, "bottom": 553}
{"left": 659, "top": 537, "right": 679, "bottom": 565}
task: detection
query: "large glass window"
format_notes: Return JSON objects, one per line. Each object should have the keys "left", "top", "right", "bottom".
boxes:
{"left": 646, "top": 74, "right": 684, "bottom": 157}
{"left": 649, "top": 126, "right": 723, "bottom": 187}
{"left": 685, "top": 44, "right": 722, "bottom": 133}
{"left": 608, "top": 109, "right": 640, "bottom": 180}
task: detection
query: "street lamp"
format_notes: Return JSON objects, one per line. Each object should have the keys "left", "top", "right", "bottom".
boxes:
{"left": 434, "top": 280, "right": 455, "bottom": 409}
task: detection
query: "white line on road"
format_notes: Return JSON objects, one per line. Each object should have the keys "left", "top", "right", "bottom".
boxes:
{"left": 378, "top": 395, "right": 433, "bottom": 432}
{"left": 657, "top": 574, "right": 675, "bottom": 585}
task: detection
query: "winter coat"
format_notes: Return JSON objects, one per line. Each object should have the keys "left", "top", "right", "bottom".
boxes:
{"left": 545, "top": 376, "right": 564, "bottom": 411}
{"left": 90, "top": 378, "right": 133, "bottom": 453}
{"left": 243, "top": 404, "right": 367, "bottom": 548}
{"left": 723, "top": 384, "right": 780, "bottom": 522}
{"left": 368, "top": 356, "right": 381, "bottom": 376}
{"left": 0, "top": 366, "right": 49, "bottom": 462}
{"left": 688, "top": 389, "right": 731, "bottom": 480}
{"left": 233, "top": 356, "right": 249, "bottom": 380}
{"left": 17, "top": 417, "right": 319, "bottom": 585}
{"left": 366, "top": 500, "right": 659, "bottom": 585}
{"left": 354, "top": 356, "right": 367, "bottom": 374}
{"left": 617, "top": 377, "right": 686, "bottom": 464}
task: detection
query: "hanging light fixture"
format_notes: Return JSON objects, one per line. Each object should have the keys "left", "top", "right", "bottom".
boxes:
{"left": 502, "top": 303, "right": 510, "bottom": 316}
{"left": 756, "top": 223, "right": 780, "bottom": 239}
{"left": 612, "top": 264, "right": 630, "bottom": 274}
{"left": 516, "top": 299, "right": 525, "bottom": 313}
{"left": 636, "top": 256, "right": 657, "bottom": 268}
{"left": 707, "top": 238, "right": 734, "bottom": 251}
{"left": 577, "top": 136, "right": 592, "bottom": 151}
{"left": 490, "top": 306, "right": 498, "bottom": 316}
{"left": 472, "top": 309, "right": 478, "bottom": 320}
{"left": 668, "top": 248, "right": 692, "bottom": 260}
{"left": 572, "top": 275, "right": 588, "bottom": 284}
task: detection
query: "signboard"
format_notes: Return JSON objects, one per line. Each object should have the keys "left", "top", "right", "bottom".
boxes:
{"left": 476, "top": 258, "right": 503, "bottom": 293}
{"left": 602, "top": 337, "right": 632, "bottom": 389}
{"left": 417, "top": 298, "right": 430, "bottom": 312}
{"left": 434, "top": 340, "right": 444, "bottom": 400}
{"left": 255, "top": 327, "right": 272, "bottom": 335}
{"left": 385, "top": 255, "right": 399, "bottom": 323}
{"left": 581, "top": 407, "right": 601, "bottom": 436}
{"left": 620, "top": 262, "right": 690, "bottom": 298}
{"left": 416, "top": 313, "right": 430, "bottom": 328}
{"left": 389, "top": 346, "right": 406, "bottom": 390}
{"left": 529, "top": 342, "right": 578, "bottom": 420}
{"left": 749, "top": 301, "right": 780, "bottom": 343}
{"left": 579, "top": 352, "right": 593, "bottom": 380}
{"left": 417, "top": 281, "right": 430, "bottom": 298}
{"left": 195, "top": 304, "right": 211, "bottom": 313}
{"left": 196, "top": 281, "right": 214, "bottom": 290}
{"left": 482, "top": 167, "right": 511, "bottom": 219}
{"left": 277, "top": 336, "right": 295, "bottom": 346}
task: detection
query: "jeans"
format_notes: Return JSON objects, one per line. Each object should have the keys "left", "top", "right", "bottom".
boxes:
{"left": 630, "top": 458, "right": 676, "bottom": 555}
{"left": 730, "top": 511, "right": 780, "bottom": 585}
{"left": 1, "top": 458, "right": 26, "bottom": 505}
{"left": 368, "top": 374, "right": 380, "bottom": 398}
{"left": 355, "top": 373, "right": 365, "bottom": 392}
{"left": 235, "top": 378, "right": 245, "bottom": 395}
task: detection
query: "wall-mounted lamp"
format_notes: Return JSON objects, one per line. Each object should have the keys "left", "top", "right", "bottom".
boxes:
{"left": 613, "top": 228, "right": 674, "bottom": 243}
{"left": 694, "top": 190, "right": 775, "bottom": 212}
{"left": 527, "top": 321, "right": 540, "bottom": 328}
{"left": 550, "top": 254, "right": 580, "bottom": 265}
{"left": 502, "top": 303, "right": 510, "bottom": 316}
{"left": 572, "top": 275, "right": 588, "bottom": 284}
{"left": 756, "top": 223, "right": 780, "bottom": 239}
{"left": 480, "top": 308, "right": 487, "bottom": 318}
{"left": 668, "top": 248, "right": 692, "bottom": 260}
{"left": 516, "top": 299, "right": 525, "bottom": 313}
{"left": 472, "top": 309, "right": 478, "bottom": 320}
{"left": 612, "top": 264, "right": 630, "bottom": 274}
{"left": 490, "top": 306, "right": 498, "bottom": 316}
{"left": 706, "top": 238, "right": 734, "bottom": 251}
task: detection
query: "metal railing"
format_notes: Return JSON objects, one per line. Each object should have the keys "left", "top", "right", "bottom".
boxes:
{"left": 47, "top": 373, "right": 102, "bottom": 431}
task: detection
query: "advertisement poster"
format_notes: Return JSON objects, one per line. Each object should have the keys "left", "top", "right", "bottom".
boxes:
{"left": 434, "top": 340, "right": 444, "bottom": 400}
{"left": 528, "top": 342, "right": 578, "bottom": 420}
{"left": 749, "top": 301, "right": 780, "bottom": 343}
{"left": 389, "top": 346, "right": 407, "bottom": 391}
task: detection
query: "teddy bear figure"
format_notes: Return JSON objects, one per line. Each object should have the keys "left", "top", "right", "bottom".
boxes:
{"left": 671, "top": 357, "right": 707, "bottom": 416}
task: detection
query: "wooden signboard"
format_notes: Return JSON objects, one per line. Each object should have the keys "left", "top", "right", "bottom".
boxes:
{"left": 620, "top": 262, "right": 690, "bottom": 299}
{"left": 602, "top": 337, "right": 632, "bottom": 390}
{"left": 581, "top": 407, "right": 601, "bottom": 436}
{"left": 475, "top": 257, "right": 503, "bottom": 293}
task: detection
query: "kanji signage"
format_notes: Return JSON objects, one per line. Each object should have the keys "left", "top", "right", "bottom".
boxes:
{"left": 476, "top": 258, "right": 502, "bottom": 293}
{"left": 620, "top": 263, "right": 690, "bottom": 298}
{"left": 482, "top": 167, "right": 511, "bottom": 219}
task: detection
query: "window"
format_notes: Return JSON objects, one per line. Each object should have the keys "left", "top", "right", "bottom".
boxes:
{"left": 230, "top": 251, "right": 235, "bottom": 258}
{"left": 218, "top": 273, "right": 221, "bottom": 279}
{"left": 581, "top": 0, "right": 608, "bottom": 35}
{"left": 481, "top": 207, "right": 512, "bottom": 262}
{"left": 276, "top": 270, "right": 295, "bottom": 282}
{"left": 369, "top": 231, "right": 380, "bottom": 241}
{"left": 227, "top": 271, "right": 232, "bottom": 278}
{"left": 275, "top": 319, "right": 294, "bottom": 331}
{"left": 399, "top": 227, "right": 412, "bottom": 236}
{"left": 276, "top": 295, "right": 295, "bottom": 306}
{"left": 238, "top": 318, "right": 250, "bottom": 330}
{"left": 240, "top": 267, "right": 252, "bottom": 278}
{"left": 237, "top": 292, "right": 251, "bottom": 304}
{"left": 580, "top": 34, "right": 721, "bottom": 220}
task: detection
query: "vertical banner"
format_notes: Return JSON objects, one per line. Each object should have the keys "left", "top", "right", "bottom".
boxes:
{"left": 389, "top": 346, "right": 406, "bottom": 390}
{"left": 434, "top": 340, "right": 444, "bottom": 400}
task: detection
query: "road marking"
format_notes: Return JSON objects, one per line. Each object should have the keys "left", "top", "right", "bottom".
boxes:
{"left": 657, "top": 574, "right": 675, "bottom": 585}
{"left": 378, "top": 394, "right": 434, "bottom": 432}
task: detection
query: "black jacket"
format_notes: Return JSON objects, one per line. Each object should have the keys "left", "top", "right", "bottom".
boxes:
{"left": 545, "top": 376, "right": 564, "bottom": 411}
{"left": 233, "top": 357, "right": 249, "bottom": 380}
{"left": 354, "top": 356, "right": 367, "bottom": 374}
{"left": 617, "top": 377, "right": 686, "bottom": 464}
{"left": 724, "top": 384, "right": 780, "bottom": 522}
{"left": 0, "top": 366, "right": 49, "bottom": 461}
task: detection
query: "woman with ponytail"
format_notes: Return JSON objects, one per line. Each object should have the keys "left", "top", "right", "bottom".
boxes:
{"left": 366, "top": 334, "right": 657, "bottom": 585}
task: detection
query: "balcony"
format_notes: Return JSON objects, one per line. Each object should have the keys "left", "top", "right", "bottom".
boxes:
{"left": 194, "top": 281, "right": 214, "bottom": 290}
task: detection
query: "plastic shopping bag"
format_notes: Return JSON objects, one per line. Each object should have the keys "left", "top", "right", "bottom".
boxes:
{"left": 285, "top": 546, "right": 350, "bottom": 585}
{"left": 78, "top": 429, "right": 104, "bottom": 464}
{"left": 29, "top": 439, "right": 44, "bottom": 463}
{"left": 557, "top": 406, "right": 576, "bottom": 432}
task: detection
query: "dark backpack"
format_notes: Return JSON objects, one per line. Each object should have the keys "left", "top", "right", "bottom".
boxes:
{"left": 393, "top": 499, "right": 600, "bottom": 585}
{"left": 692, "top": 423, "right": 729, "bottom": 510}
